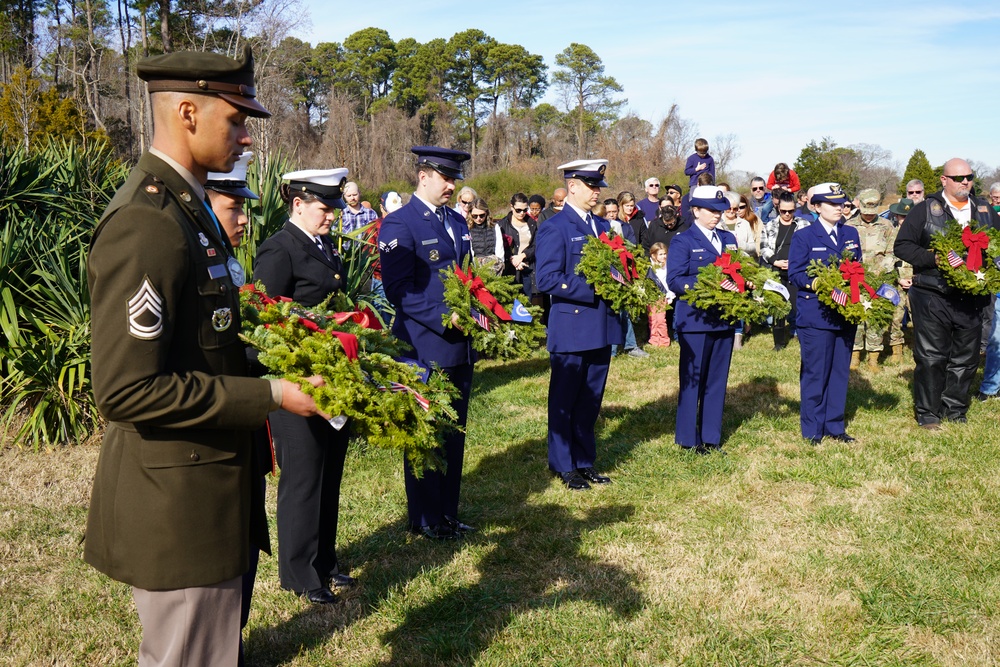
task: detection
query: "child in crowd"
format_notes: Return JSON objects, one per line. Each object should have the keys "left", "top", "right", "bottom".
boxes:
{"left": 684, "top": 138, "right": 716, "bottom": 189}
{"left": 647, "top": 242, "right": 675, "bottom": 347}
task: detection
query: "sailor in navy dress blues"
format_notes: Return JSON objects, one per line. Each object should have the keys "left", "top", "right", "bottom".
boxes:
{"left": 667, "top": 185, "right": 738, "bottom": 455}
{"left": 534, "top": 159, "right": 622, "bottom": 490}
{"left": 788, "top": 183, "right": 862, "bottom": 445}
{"left": 254, "top": 168, "right": 354, "bottom": 604}
{"left": 378, "top": 146, "right": 477, "bottom": 540}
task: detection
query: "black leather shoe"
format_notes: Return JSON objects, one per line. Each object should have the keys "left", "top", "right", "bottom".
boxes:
{"left": 976, "top": 392, "right": 994, "bottom": 402}
{"left": 443, "top": 515, "right": 475, "bottom": 533}
{"left": 807, "top": 437, "right": 823, "bottom": 446}
{"left": 553, "top": 470, "right": 591, "bottom": 490}
{"left": 328, "top": 573, "right": 357, "bottom": 589}
{"left": 577, "top": 467, "right": 611, "bottom": 484}
{"left": 946, "top": 415, "right": 968, "bottom": 424}
{"left": 411, "top": 524, "right": 459, "bottom": 540}
{"left": 684, "top": 445, "right": 710, "bottom": 456}
{"left": 830, "top": 433, "right": 856, "bottom": 442}
{"left": 704, "top": 444, "right": 727, "bottom": 456}
{"left": 305, "top": 587, "right": 338, "bottom": 604}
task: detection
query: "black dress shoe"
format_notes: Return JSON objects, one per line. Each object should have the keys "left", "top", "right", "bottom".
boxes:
{"left": 807, "top": 437, "right": 823, "bottom": 446}
{"left": 305, "top": 587, "right": 338, "bottom": 604}
{"left": 684, "top": 445, "right": 710, "bottom": 456}
{"left": 328, "top": 573, "right": 357, "bottom": 589}
{"left": 830, "top": 433, "right": 856, "bottom": 442}
{"left": 577, "top": 467, "right": 611, "bottom": 484}
{"left": 553, "top": 470, "right": 591, "bottom": 490}
{"left": 411, "top": 524, "right": 459, "bottom": 540}
{"left": 704, "top": 444, "right": 727, "bottom": 456}
{"left": 976, "top": 392, "right": 994, "bottom": 402}
{"left": 443, "top": 515, "right": 475, "bottom": 533}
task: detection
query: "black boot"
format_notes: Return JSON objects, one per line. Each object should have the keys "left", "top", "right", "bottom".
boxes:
{"left": 772, "top": 324, "right": 787, "bottom": 351}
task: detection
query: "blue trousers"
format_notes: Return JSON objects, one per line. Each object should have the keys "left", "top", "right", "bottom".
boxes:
{"left": 676, "top": 330, "right": 734, "bottom": 447}
{"left": 980, "top": 295, "right": 1000, "bottom": 395}
{"left": 798, "top": 326, "right": 855, "bottom": 439}
{"left": 547, "top": 347, "right": 612, "bottom": 472}
{"left": 404, "top": 363, "right": 473, "bottom": 528}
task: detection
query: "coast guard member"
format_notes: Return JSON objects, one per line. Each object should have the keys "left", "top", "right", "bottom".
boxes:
{"left": 788, "top": 183, "right": 861, "bottom": 444}
{"left": 534, "top": 159, "right": 622, "bottom": 490}
{"left": 667, "top": 185, "right": 738, "bottom": 454}
{"left": 84, "top": 47, "right": 322, "bottom": 666}
{"left": 379, "top": 146, "right": 476, "bottom": 540}
{"left": 255, "top": 169, "right": 354, "bottom": 605}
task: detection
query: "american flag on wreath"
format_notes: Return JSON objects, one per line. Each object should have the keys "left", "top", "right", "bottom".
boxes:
{"left": 947, "top": 250, "right": 965, "bottom": 268}
{"left": 831, "top": 288, "right": 849, "bottom": 306}
{"left": 470, "top": 308, "right": 490, "bottom": 330}
{"left": 609, "top": 264, "right": 630, "bottom": 285}
{"left": 388, "top": 382, "right": 431, "bottom": 411}
{"left": 720, "top": 278, "right": 740, "bottom": 292}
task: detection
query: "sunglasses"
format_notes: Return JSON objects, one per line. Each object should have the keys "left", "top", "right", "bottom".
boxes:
{"left": 943, "top": 173, "right": 975, "bottom": 183}
{"left": 738, "top": 204, "right": 747, "bottom": 209}
{"left": 513, "top": 207, "right": 529, "bottom": 214}
{"left": 459, "top": 200, "right": 474, "bottom": 206}
{"left": 779, "top": 208, "right": 796, "bottom": 214}
{"left": 751, "top": 186, "right": 765, "bottom": 192}
{"left": 906, "top": 190, "right": 923, "bottom": 195}
{"left": 470, "top": 213, "right": 487, "bottom": 220}
{"left": 648, "top": 184, "right": 660, "bottom": 188}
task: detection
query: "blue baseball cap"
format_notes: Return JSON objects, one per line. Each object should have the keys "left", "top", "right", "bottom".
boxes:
{"left": 412, "top": 146, "right": 471, "bottom": 180}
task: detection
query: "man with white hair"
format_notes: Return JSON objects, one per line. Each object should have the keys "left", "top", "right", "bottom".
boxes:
{"left": 894, "top": 159, "right": 1000, "bottom": 429}
{"left": 636, "top": 177, "right": 661, "bottom": 222}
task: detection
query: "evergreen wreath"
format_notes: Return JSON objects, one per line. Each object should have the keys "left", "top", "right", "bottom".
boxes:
{"left": 240, "top": 285, "right": 460, "bottom": 474}
{"left": 440, "top": 259, "right": 546, "bottom": 359}
{"left": 806, "top": 251, "right": 896, "bottom": 329}
{"left": 929, "top": 220, "right": 1000, "bottom": 295}
{"left": 679, "top": 250, "right": 791, "bottom": 325}
{"left": 576, "top": 232, "right": 661, "bottom": 319}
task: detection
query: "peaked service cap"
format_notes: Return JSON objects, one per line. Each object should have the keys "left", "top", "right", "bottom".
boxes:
{"left": 688, "top": 185, "right": 730, "bottom": 211}
{"left": 283, "top": 168, "right": 349, "bottom": 208}
{"left": 810, "top": 183, "right": 850, "bottom": 206}
{"left": 205, "top": 152, "right": 258, "bottom": 200}
{"left": 412, "top": 146, "right": 471, "bottom": 180}
{"left": 559, "top": 159, "right": 609, "bottom": 187}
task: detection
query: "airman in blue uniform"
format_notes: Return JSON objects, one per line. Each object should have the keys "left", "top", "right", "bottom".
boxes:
{"left": 667, "top": 186, "right": 738, "bottom": 454}
{"left": 788, "top": 183, "right": 862, "bottom": 444}
{"left": 535, "top": 159, "right": 623, "bottom": 490}
{"left": 378, "top": 146, "right": 476, "bottom": 539}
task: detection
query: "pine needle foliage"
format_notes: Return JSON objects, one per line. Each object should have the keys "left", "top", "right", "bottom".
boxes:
{"left": 576, "top": 235, "right": 659, "bottom": 319}
{"left": 240, "top": 286, "right": 459, "bottom": 474}
{"left": 807, "top": 251, "right": 896, "bottom": 328}
{"left": 929, "top": 220, "right": 1000, "bottom": 295}
{"left": 440, "top": 259, "right": 546, "bottom": 360}
{"left": 679, "top": 251, "right": 791, "bottom": 325}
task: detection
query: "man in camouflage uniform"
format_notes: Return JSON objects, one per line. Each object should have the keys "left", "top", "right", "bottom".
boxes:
{"left": 848, "top": 189, "right": 905, "bottom": 371}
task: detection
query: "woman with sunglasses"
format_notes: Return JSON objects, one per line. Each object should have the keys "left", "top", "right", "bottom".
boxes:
{"left": 497, "top": 192, "right": 538, "bottom": 296}
{"left": 468, "top": 197, "right": 505, "bottom": 275}
{"left": 761, "top": 191, "right": 810, "bottom": 350}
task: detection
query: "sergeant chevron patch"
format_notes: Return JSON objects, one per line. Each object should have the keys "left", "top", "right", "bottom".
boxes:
{"left": 127, "top": 277, "right": 164, "bottom": 340}
{"left": 379, "top": 239, "right": 398, "bottom": 252}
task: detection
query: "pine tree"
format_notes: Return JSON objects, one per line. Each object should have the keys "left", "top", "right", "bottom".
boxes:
{"left": 899, "top": 149, "right": 936, "bottom": 196}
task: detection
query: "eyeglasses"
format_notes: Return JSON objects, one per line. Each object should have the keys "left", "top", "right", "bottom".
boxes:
{"left": 648, "top": 184, "right": 660, "bottom": 188}
{"left": 459, "top": 200, "right": 474, "bottom": 207}
{"left": 779, "top": 208, "right": 796, "bottom": 215}
{"left": 907, "top": 190, "right": 923, "bottom": 195}
{"left": 513, "top": 207, "right": 528, "bottom": 214}
{"left": 738, "top": 204, "right": 747, "bottom": 210}
{"left": 751, "top": 186, "right": 765, "bottom": 192}
{"left": 943, "top": 173, "right": 975, "bottom": 183}
{"left": 470, "top": 213, "right": 487, "bottom": 220}
{"left": 729, "top": 207, "right": 739, "bottom": 212}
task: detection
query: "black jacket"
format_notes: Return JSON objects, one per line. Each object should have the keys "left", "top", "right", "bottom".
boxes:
{"left": 497, "top": 213, "right": 537, "bottom": 278}
{"left": 642, "top": 215, "right": 688, "bottom": 253}
{"left": 255, "top": 220, "right": 346, "bottom": 307}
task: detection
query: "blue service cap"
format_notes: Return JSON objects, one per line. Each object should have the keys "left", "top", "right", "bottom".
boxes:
{"left": 558, "top": 159, "right": 609, "bottom": 187}
{"left": 810, "top": 182, "right": 850, "bottom": 206}
{"left": 412, "top": 146, "right": 471, "bottom": 180}
{"left": 688, "top": 185, "right": 730, "bottom": 211}
{"left": 282, "top": 168, "right": 349, "bottom": 208}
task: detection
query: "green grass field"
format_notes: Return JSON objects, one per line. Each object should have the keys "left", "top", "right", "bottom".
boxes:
{"left": 3, "top": 333, "right": 1000, "bottom": 666}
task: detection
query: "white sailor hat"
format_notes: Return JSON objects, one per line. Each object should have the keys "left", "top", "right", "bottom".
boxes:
{"left": 205, "top": 152, "right": 258, "bottom": 200}
{"left": 688, "top": 185, "right": 730, "bottom": 211}
{"left": 412, "top": 146, "right": 471, "bottom": 180}
{"left": 282, "top": 168, "right": 349, "bottom": 208}
{"left": 810, "top": 182, "right": 850, "bottom": 205}
{"left": 558, "top": 159, "right": 609, "bottom": 187}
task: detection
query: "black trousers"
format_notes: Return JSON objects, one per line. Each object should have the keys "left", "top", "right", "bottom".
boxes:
{"left": 909, "top": 286, "right": 983, "bottom": 424}
{"left": 271, "top": 410, "right": 349, "bottom": 594}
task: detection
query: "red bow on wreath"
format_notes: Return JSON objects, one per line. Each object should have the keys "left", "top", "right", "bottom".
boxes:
{"left": 714, "top": 253, "right": 746, "bottom": 293}
{"left": 242, "top": 284, "right": 360, "bottom": 360}
{"left": 839, "top": 260, "right": 876, "bottom": 304}
{"left": 962, "top": 226, "right": 990, "bottom": 272}
{"left": 598, "top": 232, "right": 639, "bottom": 280}
{"left": 454, "top": 266, "right": 512, "bottom": 321}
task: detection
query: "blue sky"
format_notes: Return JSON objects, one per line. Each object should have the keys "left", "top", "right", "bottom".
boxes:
{"left": 296, "top": 0, "right": 1000, "bottom": 177}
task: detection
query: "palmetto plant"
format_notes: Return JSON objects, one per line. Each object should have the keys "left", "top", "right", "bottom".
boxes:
{"left": 0, "top": 142, "right": 127, "bottom": 448}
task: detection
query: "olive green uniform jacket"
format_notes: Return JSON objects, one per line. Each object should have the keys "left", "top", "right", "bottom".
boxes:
{"left": 84, "top": 152, "right": 272, "bottom": 591}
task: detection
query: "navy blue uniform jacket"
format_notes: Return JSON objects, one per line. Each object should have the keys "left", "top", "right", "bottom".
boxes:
{"left": 667, "top": 225, "right": 739, "bottom": 332}
{"left": 535, "top": 206, "right": 623, "bottom": 352}
{"left": 379, "top": 197, "right": 474, "bottom": 367}
{"left": 788, "top": 220, "right": 862, "bottom": 329}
